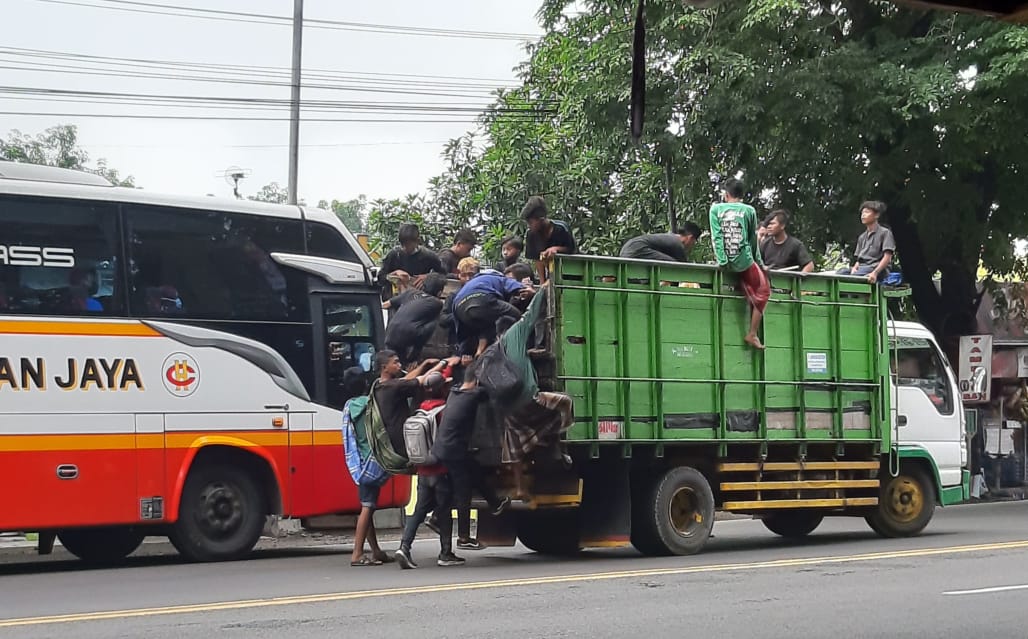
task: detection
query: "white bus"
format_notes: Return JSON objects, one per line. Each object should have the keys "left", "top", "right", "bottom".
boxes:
{"left": 0, "top": 161, "right": 411, "bottom": 563}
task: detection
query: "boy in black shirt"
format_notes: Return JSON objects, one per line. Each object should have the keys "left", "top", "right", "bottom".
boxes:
{"left": 382, "top": 272, "right": 447, "bottom": 365}
{"left": 431, "top": 359, "right": 510, "bottom": 551}
{"left": 438, "top": 229, "right": 478, "bottom": 277}
{"left": 522, "top": 196, "right": 578, "bottom": 284}
{"left": 760, "top": 210, "right": 814, "bottom": 272}
{"left": 378, "top": 223, "right": 445, "bottom": 291}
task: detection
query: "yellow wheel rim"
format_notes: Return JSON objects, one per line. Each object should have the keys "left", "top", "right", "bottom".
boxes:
{"left": 884, "top": 476, "right": 924, "bottom": 523}
{"left": 668, "top": 487, "right": 702, "bottom": 537}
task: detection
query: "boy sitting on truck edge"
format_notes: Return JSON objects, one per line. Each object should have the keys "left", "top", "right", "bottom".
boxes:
{"left": 396, "top": 370, "right": 461, "bottom": 569}
{"left": 709, "top": 177, "right": 770, "bottom": 350}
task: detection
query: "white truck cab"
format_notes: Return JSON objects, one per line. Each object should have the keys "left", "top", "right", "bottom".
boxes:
{"left": 889, "top": 321, "right": 968, "bottom": 506}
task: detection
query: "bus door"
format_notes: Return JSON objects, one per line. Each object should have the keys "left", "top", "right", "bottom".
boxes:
{"left": 308, "top": 292, "right": 382, "bottom": 513}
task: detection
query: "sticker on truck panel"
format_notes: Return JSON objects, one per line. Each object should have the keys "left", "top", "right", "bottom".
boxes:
{"left": 598, "top": 420, "right": 622, "bottom": 439}
{"left": 162, "top": 353, "right": 200, "bottom": 397}
{"left": 806, "top": 352, "right": 828, "bottom": 374}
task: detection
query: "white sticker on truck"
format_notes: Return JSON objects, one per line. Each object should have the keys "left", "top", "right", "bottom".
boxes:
{"left": 806, "top": 352, "right": 828, "bottom": 374}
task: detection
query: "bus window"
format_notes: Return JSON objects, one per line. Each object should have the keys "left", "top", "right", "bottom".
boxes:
{"left": 125, "top": 206, "right": 310, "bottom": 322}
{"left": 306, "top": 221, "right": 360, "bottom": 263}
{"left": 0, "top": 195, "right": 121, "bottom": 316}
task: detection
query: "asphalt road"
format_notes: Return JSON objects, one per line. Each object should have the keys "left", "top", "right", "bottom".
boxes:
{"left": 1, "top": 501, "right": 1026, "bottom": 639}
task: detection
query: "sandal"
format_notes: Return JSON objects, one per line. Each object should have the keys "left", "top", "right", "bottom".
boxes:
{"left": 374, "top": 552, "right": 395, "bottom": 564}
{"left": 350, "top": 555, "right": 382, "bottom": 567}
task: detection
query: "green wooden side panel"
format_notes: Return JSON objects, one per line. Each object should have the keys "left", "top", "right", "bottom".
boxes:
{"left": 553, "top": 255, "right": 890, "bottom": 445}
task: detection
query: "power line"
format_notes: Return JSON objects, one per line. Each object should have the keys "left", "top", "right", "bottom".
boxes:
{"left": 0, "top": 47, "right": 521, "bottom": 88}
{"left": 0, "top": 111, "right": 513, "bottom": 123}
{"left": 82, "top": 139, "right": 453, "bottom": 149}
{"left": 35, "top": 0, "right": 539, "bottom": 41}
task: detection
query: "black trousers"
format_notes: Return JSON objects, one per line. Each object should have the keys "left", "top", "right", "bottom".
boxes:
{"left": 442, "top": 457, "right": 502, "bottom": 539}
{"left": 455, "top": 295, "right": 521, "bottom": 347}
{"left": 402, "top": 473, "right": 453, "bottom": 553}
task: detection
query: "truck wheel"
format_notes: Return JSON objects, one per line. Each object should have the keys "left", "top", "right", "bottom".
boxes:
{"left": 633, "top": 466, "right": 715, "bottom": 556}
{"left": 761, "top": 512, "right": 824, "bottom": 538}
{"left": 516, "top": 509, "right": 581, "bottom": 555}
{"left": 866, "top": 467, "right": 935, "bottom": 538}
{"left": 57, "top": 527, "right": 145, "bottom": 564}
{"left": 169, "top": 464, "right": 266, "bottom": 562}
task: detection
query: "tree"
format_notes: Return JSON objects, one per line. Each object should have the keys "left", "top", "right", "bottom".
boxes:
{"left": 1, "top": 124, "right": 135, "bottom": 186}
{"left": 317, "top": 196, "right": 367, "bottom": 233}
{"left": 413, "top": 0, "right": 1028, "bottom": 344}
{"left": 249, "top": 182, "right": 291, "bottom": 204}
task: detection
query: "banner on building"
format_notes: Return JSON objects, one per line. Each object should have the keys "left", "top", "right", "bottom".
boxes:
{"left": 958, "top": 335, "right": 992, "bottom": 404}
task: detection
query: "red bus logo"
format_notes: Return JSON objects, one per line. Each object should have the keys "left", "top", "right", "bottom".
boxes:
{"left": 162, "top": 353, "right": 199, "bottom": 397}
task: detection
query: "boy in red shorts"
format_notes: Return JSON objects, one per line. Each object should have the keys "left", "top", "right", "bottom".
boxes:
{"left": 709, "top": 178, "right": 770, "bottom": 350}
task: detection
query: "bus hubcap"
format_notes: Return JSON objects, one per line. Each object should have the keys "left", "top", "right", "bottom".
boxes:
{"left": 199, "top": 482, "right": 244, "bottom": 536}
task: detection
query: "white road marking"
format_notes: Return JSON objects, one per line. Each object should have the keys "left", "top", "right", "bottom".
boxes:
{"left": 943, "top": 584, "right": 1028, "bottom": 596}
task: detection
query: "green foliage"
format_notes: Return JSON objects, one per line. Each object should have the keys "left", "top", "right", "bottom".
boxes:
{"left": 1, "top": 124, "right": 135, "bottom": 186}
{"left": 317, "top": 195, "right": 367, "bottom": 233}
{"left": 249, "top": 182, "right": 291, "bottom": 205}
{"left": 382, "top": 0, "right": 1028, "bottom": 337}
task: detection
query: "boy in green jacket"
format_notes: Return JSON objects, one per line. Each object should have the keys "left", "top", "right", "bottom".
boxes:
{"left": 709, "top": 178, "right": 770, "bottom": 350}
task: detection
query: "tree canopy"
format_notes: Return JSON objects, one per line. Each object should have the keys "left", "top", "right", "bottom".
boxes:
{"left": 369, "top": 0, "right": 1028, "bottom": 342}
{"left": 0, "top": 124, "right": 136, "bottom": 187}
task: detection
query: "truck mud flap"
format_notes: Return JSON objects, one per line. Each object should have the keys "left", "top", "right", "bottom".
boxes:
{"left": 578, "top": 456, "right": 632, "bottom": 548}
{"left": 476, "top": 511, "right": 517, "bottom": 548}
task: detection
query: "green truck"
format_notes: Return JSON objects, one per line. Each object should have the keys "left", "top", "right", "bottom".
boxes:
{"left": 478, "top": 254, "right": 970, "bottom": 555}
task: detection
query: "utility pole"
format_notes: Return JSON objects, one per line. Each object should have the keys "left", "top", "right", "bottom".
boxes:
{"left": 287, "top": 0, "right": 303, "bottom": 205}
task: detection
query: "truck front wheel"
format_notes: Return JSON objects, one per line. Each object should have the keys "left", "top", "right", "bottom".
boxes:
{"left": 632, "top": 466, "right": 715, "bottom": 556}
{"left": 761, "top": 512, "right": 824, "bottom": 538}
{"left": 866, "top": 467, "right": 935, "bottom": 538}
{"left": 169, "top": 464, "right": 266, "bottom": 562}
{"left": 57, "top": 527, "right": 145, "bottom": 564}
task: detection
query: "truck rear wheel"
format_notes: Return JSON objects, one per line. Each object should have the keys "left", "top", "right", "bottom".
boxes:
{"left": 761, "top": 512, "right": 824, "bottom": 538}
{"left": 632, "top": 466, "right": 714, "bottom": 556}
{"left": 866, "top": 467, "right": 935, "bottom": 538}
{"left": 57, "top": 527, "right": 145, "bottom": 564}
{"left": 169, "top": 464, "right": 266, "bottom": 562}
{"left": 516, "top": 509, "right": 581, "bottom": 555}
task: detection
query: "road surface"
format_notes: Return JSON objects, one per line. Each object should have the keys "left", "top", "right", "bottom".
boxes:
{"left": 0, "top": 501, "right": 1026, "bottom": 638}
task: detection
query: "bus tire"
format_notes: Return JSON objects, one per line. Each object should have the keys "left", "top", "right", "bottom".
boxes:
{"left": 866, "top": 467, "right": 935, "bottom": 538}
{"left": 761, "top": 512, "right": 824, "bottom": 538}
{"left": 170, "top": 464, "right": 266, "bottom": 562}
{"left": 516, "top": 509, "right": 581, "bottom": 555}
{"left": 57, "top": 527, "right": 145, "bottom": 564}
{"left": 633, "top": 466, "right": 714, "bottom": 556}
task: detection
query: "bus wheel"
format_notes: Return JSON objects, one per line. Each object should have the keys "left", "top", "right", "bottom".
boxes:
{"left": 516, "top": 509, "right": 581, "bottom": 555}
{"left": 633, "top": 466, "right": 714, "bottom": 556}
{"left": 866, "top": 467, "right": 935, "bottom": 538}
{"left": 761, "top": 512, "right": 824, "bottom": 538}
{"left": 57, "top": 527, "right": 145, "bottom": 564}
{"left": 170, "top": 464, "right": 266, "bottom": 562}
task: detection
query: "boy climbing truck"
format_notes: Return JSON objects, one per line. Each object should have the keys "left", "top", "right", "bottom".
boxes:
{"left": 475, "top": 255, "right": 970, "bottom": 557}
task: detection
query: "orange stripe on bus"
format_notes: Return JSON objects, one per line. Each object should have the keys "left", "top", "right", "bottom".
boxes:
{"left": 0, "top": 321, "right": 161, "bottom": 337}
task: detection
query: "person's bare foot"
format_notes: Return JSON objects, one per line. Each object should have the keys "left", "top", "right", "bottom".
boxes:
{"left": 745, "top": 333, "right": 766, "bottom": 350}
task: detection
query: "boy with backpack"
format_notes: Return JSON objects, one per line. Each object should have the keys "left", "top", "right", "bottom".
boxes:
{"left": 395, "top": 369, "right": 463, "bottom": 569}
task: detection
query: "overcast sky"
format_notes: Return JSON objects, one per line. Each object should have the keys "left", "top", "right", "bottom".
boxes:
{"left": 3, "top": 0, "right": 544, "bottom": 204}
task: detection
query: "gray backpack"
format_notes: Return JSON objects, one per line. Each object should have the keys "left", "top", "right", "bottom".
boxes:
{"left": 402, "top": 405, "right": 446, "bottom": 465}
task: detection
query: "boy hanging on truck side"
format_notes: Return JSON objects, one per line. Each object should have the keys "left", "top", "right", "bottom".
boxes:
{"left": 709, "top": 178, "right": 770, "bottom": 350}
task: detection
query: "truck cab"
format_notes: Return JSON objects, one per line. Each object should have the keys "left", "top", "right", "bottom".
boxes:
{"left": 889, "top": 321, "right": 969, "bottom": 510}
